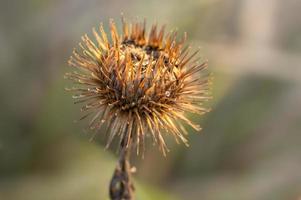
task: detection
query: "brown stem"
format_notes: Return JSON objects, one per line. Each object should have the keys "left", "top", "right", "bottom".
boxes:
{"left": 109, "top": 138, "right": 135, "bottom": 200}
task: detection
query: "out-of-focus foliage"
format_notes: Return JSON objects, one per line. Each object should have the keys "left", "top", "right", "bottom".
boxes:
{"left": 1, "top": 0, "right": 301, "bottom": 199}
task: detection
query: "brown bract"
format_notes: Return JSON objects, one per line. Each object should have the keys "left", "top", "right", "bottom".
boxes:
{"left": 65, "top": 18, "right": 211, "bottom": 155}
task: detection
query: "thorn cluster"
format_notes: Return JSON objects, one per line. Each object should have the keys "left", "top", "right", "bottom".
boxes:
{"left": 65, "top": 18, "right": 211, "bottom": 155}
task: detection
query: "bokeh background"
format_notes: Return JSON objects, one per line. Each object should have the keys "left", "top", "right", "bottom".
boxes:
{"left": 1, "top": 0, "right": 301, "bottom": 199}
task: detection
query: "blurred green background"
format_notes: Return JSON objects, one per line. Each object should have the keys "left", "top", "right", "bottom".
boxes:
{"left": 1, "top": 0, "right": 301, "bottom": 199}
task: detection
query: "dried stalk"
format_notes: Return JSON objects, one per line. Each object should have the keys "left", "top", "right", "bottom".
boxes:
{"left": 109, "top": 137, "right": 135, "bottom": 200}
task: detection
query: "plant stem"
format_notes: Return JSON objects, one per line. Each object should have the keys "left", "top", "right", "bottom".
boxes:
{"left": 109, "top": 138, "right": 135, "bottom": 200}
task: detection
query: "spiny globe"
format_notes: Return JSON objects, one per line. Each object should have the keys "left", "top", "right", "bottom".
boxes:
{"left": 65, "top": 18, "right": 212, "bottom": 155}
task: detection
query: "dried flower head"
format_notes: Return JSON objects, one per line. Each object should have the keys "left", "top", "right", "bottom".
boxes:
{"left": 65, "top": 18, "right": 211, "bottom": 155}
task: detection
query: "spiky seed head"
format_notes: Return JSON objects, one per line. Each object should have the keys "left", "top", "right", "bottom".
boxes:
{"left": 65, "top": 18, "right": 212, "bottom": 155}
